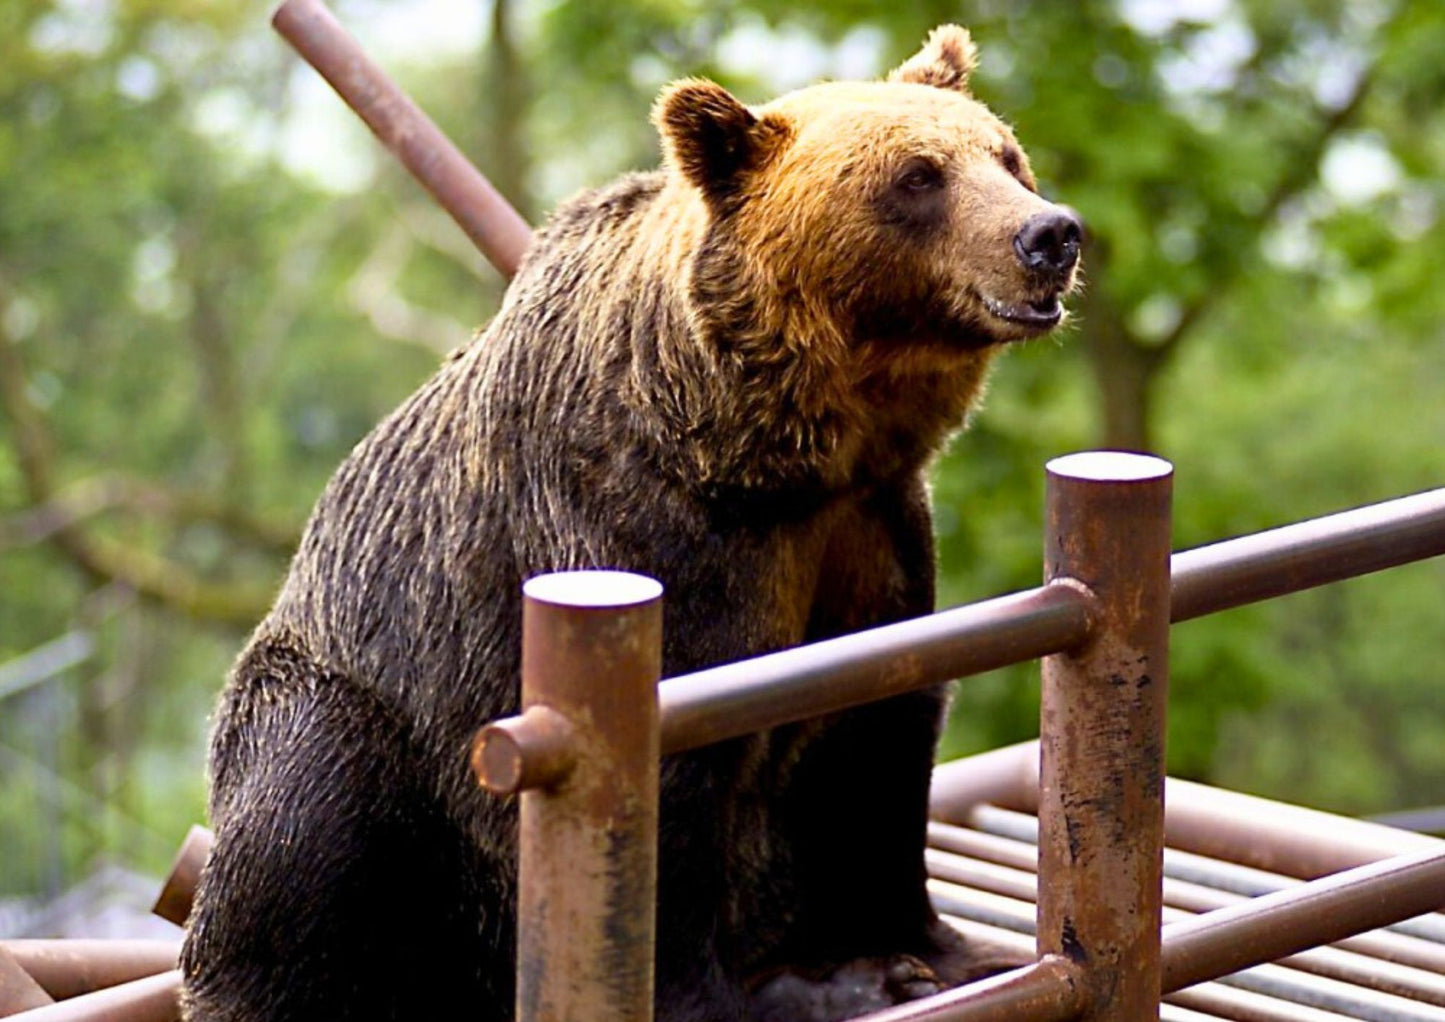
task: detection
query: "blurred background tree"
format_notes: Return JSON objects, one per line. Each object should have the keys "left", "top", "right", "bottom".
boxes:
{"left": 2, "top": 0, "right": 1444, "bottom": 909}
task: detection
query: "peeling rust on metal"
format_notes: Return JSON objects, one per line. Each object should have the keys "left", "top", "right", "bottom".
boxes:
{"left": 1037, "top": 452, "right": 1172, "bottom": 1021}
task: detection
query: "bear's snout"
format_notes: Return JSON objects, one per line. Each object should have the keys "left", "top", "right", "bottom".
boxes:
{"left": 1012, "top": 207, "right": 1083, "bottom": 282}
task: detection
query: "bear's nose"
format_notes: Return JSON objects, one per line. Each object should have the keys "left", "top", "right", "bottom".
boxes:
{"left": 1013, "top": 207, "right": 1083, "bottom": 279}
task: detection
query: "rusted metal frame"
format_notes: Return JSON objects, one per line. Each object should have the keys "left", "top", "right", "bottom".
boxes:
{"left": 928, "top": 741, "right": 1040, "bottom": 818}
{"left": 974, "top": 800, "right": 1445, "bottom": 927}
{"left": 151, "top": 825, "right": 214, "bottom": 926}
{"left": 918, "top": 886, "right": 1422, "bottom": 1021}
{"left": 975, "top": 800, "right": 1445, "bottom": 947}
{"left": 933, "top": 742, "right": 1445, "bottom": 884}
{"left": 1161, "top": 775, "right": 1445, "bottom": 882}
{"left": 931, "top": 825, "right": 1445, "bottom": 1001}
{"left": 0, "top": 946, "right": 53, "bottom": 1015}
{"left": 123, "top": 460, "right": 1442, "bottom": 1012}
{"left": 928, "top": 842, "right": 1445, "bottom": 1011}
{"left": 847, "top": 957, "right": 1086, "bottom": 1022}
{"left": 1209, "top": 962, "right": 1445, "bottom": 1021}
{"left": 1163, "top": 980, "right": 1379, "bottom": 1022}
{"left": 1170, "top": 486, "right": 1445, "bottom": 623}
{"left": 271, "top": 0, "right": 533, "bottom": 278}
{"left": 0, "top": 942, "right": 178, "bottom": 1003}
{"left": 929, "top": 865, "right": 1445, "bottom": 1020}
{"left": 474, "top": 571, "right": 663, "bottom": 1022}
{"left": 1036, "top": 452, "right": 1174, "bottom": 1021}
{"left": 658, "top": 583, "right": 1094, "bottom": 755}
{"left": 1160, "top": 848, "right": 1445, "bottom": 995}
{"left": 4, "top": 970, "right": 180, "bottom": 1022}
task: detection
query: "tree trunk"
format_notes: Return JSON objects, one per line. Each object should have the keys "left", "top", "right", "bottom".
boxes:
{"left": 1084, "top": 324, "right": 1159, "bottom": 454}
{"left": 482, "top": 0, "right": 531, "bottom": 222}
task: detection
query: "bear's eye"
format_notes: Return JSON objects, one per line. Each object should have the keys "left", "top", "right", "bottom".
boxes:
{"left": 1000, "top": 144, "right": 1036, "bottom": 190}
{"left": 894, "top": 160, "right": 944, "bottom": 194}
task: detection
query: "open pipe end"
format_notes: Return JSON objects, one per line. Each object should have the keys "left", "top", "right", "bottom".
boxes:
{"left": 151, "top": 824, "right": 216, "bottom": 926}
{"left": 269, "top": 0, "right": 316, "bottom": 33}
{"left": 1046, "top": 451, "right": 1173, "bottom": 484}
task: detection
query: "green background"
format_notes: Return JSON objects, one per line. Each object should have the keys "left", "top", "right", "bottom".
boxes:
{"left": 3, "top": 0, "right": 1444, "bottom": 902}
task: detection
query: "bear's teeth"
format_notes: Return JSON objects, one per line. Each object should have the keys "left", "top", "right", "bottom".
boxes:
{"left": 983, "top": 293, "right": 1062, "bottom": 326}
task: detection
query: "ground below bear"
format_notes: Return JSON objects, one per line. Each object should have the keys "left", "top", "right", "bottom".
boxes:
{"left": 180, "top": 23, "right": 1082, "bottom": 1022}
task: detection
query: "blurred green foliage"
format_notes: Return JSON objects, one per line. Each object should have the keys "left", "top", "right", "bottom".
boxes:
{"left": 2, "top": 0, "right": 1444, "bottom": 899}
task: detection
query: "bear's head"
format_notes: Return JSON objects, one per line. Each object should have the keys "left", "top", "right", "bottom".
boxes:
{"left": 654, "top": 25, "right": 1081, "bottom": 376}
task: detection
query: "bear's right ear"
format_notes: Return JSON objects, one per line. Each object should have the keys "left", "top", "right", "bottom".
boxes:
{"left": 654, "top": 78, "right": 790, "bottom": 206}
{"left": 887, "top": 24, "right": 979, "bottom": 93}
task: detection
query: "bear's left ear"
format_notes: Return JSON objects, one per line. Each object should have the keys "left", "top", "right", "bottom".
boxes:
{"left": 654, "top": 78, "right": 790, "bottom": 206}
{"left": 887, "top": 24, "right": 978, "bottom": 93}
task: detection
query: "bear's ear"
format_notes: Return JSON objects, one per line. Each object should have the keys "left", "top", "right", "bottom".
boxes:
{"left": 654, "top": 78, "right": 789, "bottom": 205}
{"left": 887, "top": 24, "right": 978, "bottom": 93}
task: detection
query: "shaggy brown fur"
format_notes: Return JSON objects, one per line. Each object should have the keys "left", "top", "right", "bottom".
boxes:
{"left": 181, "top": 25, "right": 1079, "bottom": 1022}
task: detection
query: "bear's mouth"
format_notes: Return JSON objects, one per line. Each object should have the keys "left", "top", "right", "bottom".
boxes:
{"left": 980, "top": 292, "right": 1064, "bottom": 330}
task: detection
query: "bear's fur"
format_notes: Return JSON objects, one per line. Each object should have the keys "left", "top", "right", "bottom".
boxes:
{"left": 180, "top": 25, "right": 1080, "bottom": 1022}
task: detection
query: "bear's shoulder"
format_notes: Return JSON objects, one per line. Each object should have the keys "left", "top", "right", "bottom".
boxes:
{"left": 526, "top": 170, "right": 668, "bottom": 255}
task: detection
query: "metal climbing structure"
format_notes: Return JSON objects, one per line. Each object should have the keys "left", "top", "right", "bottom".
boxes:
{"left": 4, "top": 4, "right": 1445, "bottom": 1019}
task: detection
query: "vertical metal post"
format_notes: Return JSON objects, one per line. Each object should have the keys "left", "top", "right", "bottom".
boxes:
{"left": 515, "top": 571, "right": 663, "bottom": 1022}
{"left": 1037, "top": 452, "right": 1173, "bottom": 1020}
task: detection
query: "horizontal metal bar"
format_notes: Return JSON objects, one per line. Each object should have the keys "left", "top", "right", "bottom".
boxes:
{"left": 1165, "top": 979, "right": 1372, "bottom": 1022}
{"left": 853, "top": 957, "right": 1085, "bottom": 1022}
{"left": 929, "top": 918, "right": 1372, "bottom": 1022}
{"left": 930, "top": 861, "right": 1445, "bottom": 1018}
{"left": 931, "top": 887, "right": 1416, "bottom": 1021}
{"left": 659, "top": 583, "right": 1092, "bottom": 754}
{"left": 1171, "top": 488, "right": 1445, "bottom": 623}
{"left": 4, "top": 969, "right": 179, "bottom": 1022}
{"left": 933, "top": 742, "right": 1445, "bottom": 892}
{"left": 1162, "top": 849, "right": 1445, "bottom": 993}
{"left": 0, "top": 945, "right": 53, "bottom": 1013}
{"left": 0, "top": 942, "right": 178, "bottom": 1002}
{"left": 927, "top": 829, "right": 1445, "bottom": 1004}
{"left": 974, "top": 801, "right": 1445, "bottom": 945}
{"left": 930, "top": 815, "right": 1445, "bottom": 977}
{"left": 1207, "top": 958, "right": 1445, "bottom": 1022}
{"left": 493, "top": 487, "right": 1445, "bottom": 766}
{"left": 1163, "top": 774, "right": 1445, "bottom": 883}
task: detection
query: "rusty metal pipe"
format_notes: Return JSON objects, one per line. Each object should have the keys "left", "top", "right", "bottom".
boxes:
{"left": 659, "top": 583, "right": 1093, "bottom": 755}
{"left": 509, "top": 570, "right": 663, "bottom": 1022}
{"left": 1160, "top": 847, "right": 1445, "bottom": 994}
{"left": 930, "top": 741, "right": 1038, "bottom": 819}
{"left": 853, "top": 957, "right": 1084, "bottom": 1022}
{"left": 935, "top": 804, "right": 1445, "bottom": 978}
{"left": 1171, "top": 487, "right": 1445, "bottom": 622}
{"left": 271, "top": 0, "right": 533, "bottom": 278}
{"left": 1164, "top": 979, "right": 1371, "bottom": 1022}
{"left": 473, "top": 705, "right": 577, "bottom": 796}
{"left": 151, "top": 825, "right": 214, "bottom": 926}
{"left": 929, "top": 842, "right": 1445, "bottom": 1009}
{"left": 3, "top": 970, "right": 179, "bottom": 1022}
{"left": 1162, "top": 775, "right": 1444, "bottom": 880}
{"left": 0, "top": 942, "right": 178, "bottom": 1002}
{"left": 0, "top": 946, "right": 53, "bottom": 1015}
{"left": 934, "top": 740, "right": 1445, "bottom": 882}
{"left": 1037, "top": 451, "right": 1173, "bottom": 1021}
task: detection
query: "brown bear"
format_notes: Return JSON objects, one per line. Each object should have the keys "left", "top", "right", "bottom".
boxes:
{"left": 180, "top": 24, "right": 1080, "bottom": 1022}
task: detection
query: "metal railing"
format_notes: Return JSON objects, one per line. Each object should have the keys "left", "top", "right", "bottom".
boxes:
{"left": 7, "top": 4, "right": 1445, "bottom": 1018}
{"left": 473, "top": 454, "right": 1445, "bottom": 1022}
